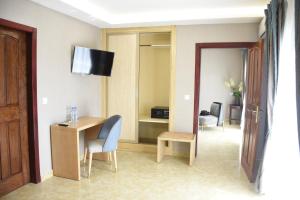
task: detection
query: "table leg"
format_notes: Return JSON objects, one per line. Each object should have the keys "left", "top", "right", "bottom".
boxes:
{"left": 189, "top": 139, "right": 196, "bottom": 166}
{"left": 157, "top": 139, "right": 165, "bottom": 163}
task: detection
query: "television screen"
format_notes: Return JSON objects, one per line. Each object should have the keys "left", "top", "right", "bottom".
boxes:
{"left": 71, "top": 46, "right": 114, "bottom": 76}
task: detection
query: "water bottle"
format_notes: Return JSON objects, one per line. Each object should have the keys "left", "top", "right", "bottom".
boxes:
{"left": 70, "top": 106, "right": 78, "bottom": 122}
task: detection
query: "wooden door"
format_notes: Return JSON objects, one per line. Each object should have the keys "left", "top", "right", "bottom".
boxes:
{"left": 107, "top": 34, "right": 138, "bottom": 142}
{"left": 0, "top": 26, "right": 30, "bottom": 196}
{"left": 241, "top": 41, "right": 264, "bottom": 182}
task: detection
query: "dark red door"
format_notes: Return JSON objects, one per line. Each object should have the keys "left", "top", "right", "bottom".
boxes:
{"left": 0, "top": 26, "right": 30, "bottom": 196}
{"left": 241, "top": 41, "right": 264, "bottom": 182}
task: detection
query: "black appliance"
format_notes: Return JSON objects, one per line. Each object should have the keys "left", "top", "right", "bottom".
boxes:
{"left": 71, "top": 46, "right": 114, "bottom": 76}
{"left": 151, "top": 106, "right": 169, "bottom": 119}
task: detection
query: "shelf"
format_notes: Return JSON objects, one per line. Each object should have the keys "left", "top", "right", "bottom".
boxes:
{"left": 138, "top": 116, "right": 169, "bottom": 124}
{"left": 140, "top": 44, "right": 170, "bottom": 48}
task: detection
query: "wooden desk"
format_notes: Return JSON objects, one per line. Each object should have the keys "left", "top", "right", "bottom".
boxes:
{"left": 50, "top": 116, "right": 106, "bottom": 180}
{"left": 229, "top": 104, "right": 242, "bottom": 124}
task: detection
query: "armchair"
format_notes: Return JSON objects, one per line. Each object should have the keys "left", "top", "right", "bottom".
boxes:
{"left": 199, "top": 102, "right": 224, "bottom": 131}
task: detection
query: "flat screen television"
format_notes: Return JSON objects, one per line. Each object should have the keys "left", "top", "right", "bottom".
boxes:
{"left": 71, "top": 46, "right": 114, "bottom": 76}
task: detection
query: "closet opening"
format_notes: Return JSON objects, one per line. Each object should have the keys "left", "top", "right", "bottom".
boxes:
{"left": 138, "top": 32, "right": 171, "bottom": 144}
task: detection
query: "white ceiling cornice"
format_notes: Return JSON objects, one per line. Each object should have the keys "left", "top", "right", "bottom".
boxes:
{"left": 30, "top": 0, "right": 268, "bottom": 28}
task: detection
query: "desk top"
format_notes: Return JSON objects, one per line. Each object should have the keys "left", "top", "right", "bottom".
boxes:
{"left": 158, "top": 132, "right": 195, "bottom": 142}
{"left": 51, "top": 116, "right": 106, "bottom": 132}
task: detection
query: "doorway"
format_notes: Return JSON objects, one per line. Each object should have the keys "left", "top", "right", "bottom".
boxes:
{"left": 193, "top": 42, "right": 264, "bottom": 182}
{"left": 197, "top": 47, "right": 248, "bottom": 183}
{"left": 0, "top": 18, "right": 40, "bottom": 196}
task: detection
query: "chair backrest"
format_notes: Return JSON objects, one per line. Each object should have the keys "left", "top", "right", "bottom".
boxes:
{"left": 210, "top": 102, "right": 223, "bottom": 126}
{"left": 97, "top": 115, "right": 122, "bottom": 152}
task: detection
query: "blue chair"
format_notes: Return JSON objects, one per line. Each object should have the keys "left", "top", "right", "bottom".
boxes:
{"left": 83, "top": 115, "right": 122, "bottom": 177}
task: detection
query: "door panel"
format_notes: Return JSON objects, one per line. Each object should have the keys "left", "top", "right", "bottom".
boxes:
{"left": 0, "top": 123, "right": 10, "bottom": 179}
{"left": 242, "top": 110, "right": 251, "bottom": 162}
{"left": 107, "top": 34, "right": 138, "bottom": 142}
{"left": 6, "top": 37, "right": 19, "bottom": 105}
{"left": 0, "top": 35, "right": 5, "bottom": 106}
{"left": 9, "top": 121, "right": 22, "bottom": 175}
{"left": 0, "top": 26, "right": 30, "bottom": 196}
{"left": 241, "top": 41, "right": 264, "bottom": 182}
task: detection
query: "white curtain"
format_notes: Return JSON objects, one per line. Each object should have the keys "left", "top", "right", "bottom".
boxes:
{"left": 295, "top": 0, "right": 300, "bottom": 156}
{"left": 259, "top": 0, "right": 300, "bottom": 197}
{"left": 240, "top": 49, "right": 248, "bottom": 129}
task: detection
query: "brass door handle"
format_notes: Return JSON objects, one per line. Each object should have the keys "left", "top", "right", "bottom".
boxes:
{"left": 252, "top": 106, "right": 259, "bottom": 123}
{"left": 247, "top": 106, "right": 259, "bottom": 123}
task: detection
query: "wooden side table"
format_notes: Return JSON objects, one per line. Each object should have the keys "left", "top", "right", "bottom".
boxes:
{"left": 229, "top": 104, "right": 242, "bottom": 125}
{"left": 157, "top": 132, "right": 196, "bottom": 165}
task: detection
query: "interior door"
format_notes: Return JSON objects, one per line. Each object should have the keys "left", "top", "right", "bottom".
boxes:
{"left": 107, "top": 34, "right": 138, "bottom": 142}
{"left": 241, "top": 41, "right": 264, "bottom": 182}
{"left": 0, "top": 26, "right": 30, "bottom": 196}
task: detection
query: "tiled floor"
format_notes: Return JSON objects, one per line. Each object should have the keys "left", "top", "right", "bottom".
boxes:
{"left": 1, "top": 126, "right": 269, "bottom": 200}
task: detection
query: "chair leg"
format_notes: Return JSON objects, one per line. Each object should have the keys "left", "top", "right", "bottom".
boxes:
{"left": 109, "top": 152, "right": 112, "bottom": 162}
{"left": 113, "top": 150, "right": 117, "bottom": 172}
{"left": 83, "top": 147, "right": 88, "bottom": 164}
{"left": 88, "top": 152, "right": 93, "bottom": 177}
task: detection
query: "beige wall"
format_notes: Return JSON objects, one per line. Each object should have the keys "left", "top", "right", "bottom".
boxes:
{"left": 0, "top": 0, "right": 101, "bottom": 178}
{"left": 200, "top": 49, "right": 243, "bottom": 120}
{"left": 0, "top": 0, "right": 261, "bottom": 174}
{"left": 175, "top": 24, "right": 259, "bottom": 135}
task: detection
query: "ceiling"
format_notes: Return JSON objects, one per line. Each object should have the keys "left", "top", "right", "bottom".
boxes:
{"left": 30, "top": 0, "right": 269, "bottom": 28}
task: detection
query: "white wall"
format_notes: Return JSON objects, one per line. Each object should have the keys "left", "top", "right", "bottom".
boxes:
{"left": 258, "top": 17, "right": 266, "bottom": 37}
{"left": 200, "top": 49, "right": 243, "bottom": 120}
{"left": 0, "top": 0, "right": 102, "bottom": 178}
{"left": 175, "top": 24, "right": 258, "bottom": 133}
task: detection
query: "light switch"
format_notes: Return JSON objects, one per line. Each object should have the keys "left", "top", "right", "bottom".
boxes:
{"left": 184, "top": 95, "right": 190, "bottom": 100}
{"left": 42, "top": 97, "right": 48, "bottom": 105}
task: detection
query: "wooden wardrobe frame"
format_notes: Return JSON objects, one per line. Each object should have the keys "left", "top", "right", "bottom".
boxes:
{"left": 100, "top": 26, "right": 176, "bottom": 145}
{"left": 0, "top": 18, "right": 41, "bottom": 183}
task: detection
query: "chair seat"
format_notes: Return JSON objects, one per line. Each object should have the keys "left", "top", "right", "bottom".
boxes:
{"left": 88, "top": 139, "right": 105, "bottom": 153}
{"left": 199, "top": 115, "right": 218, "bottom": 126}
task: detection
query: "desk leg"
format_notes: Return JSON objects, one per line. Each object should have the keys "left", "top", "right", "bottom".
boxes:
{"left": 51, "top": 127, "right": 80, "bottom": 180}
{"left": 157, "top": 139, "right": 165, "bottom": 163}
